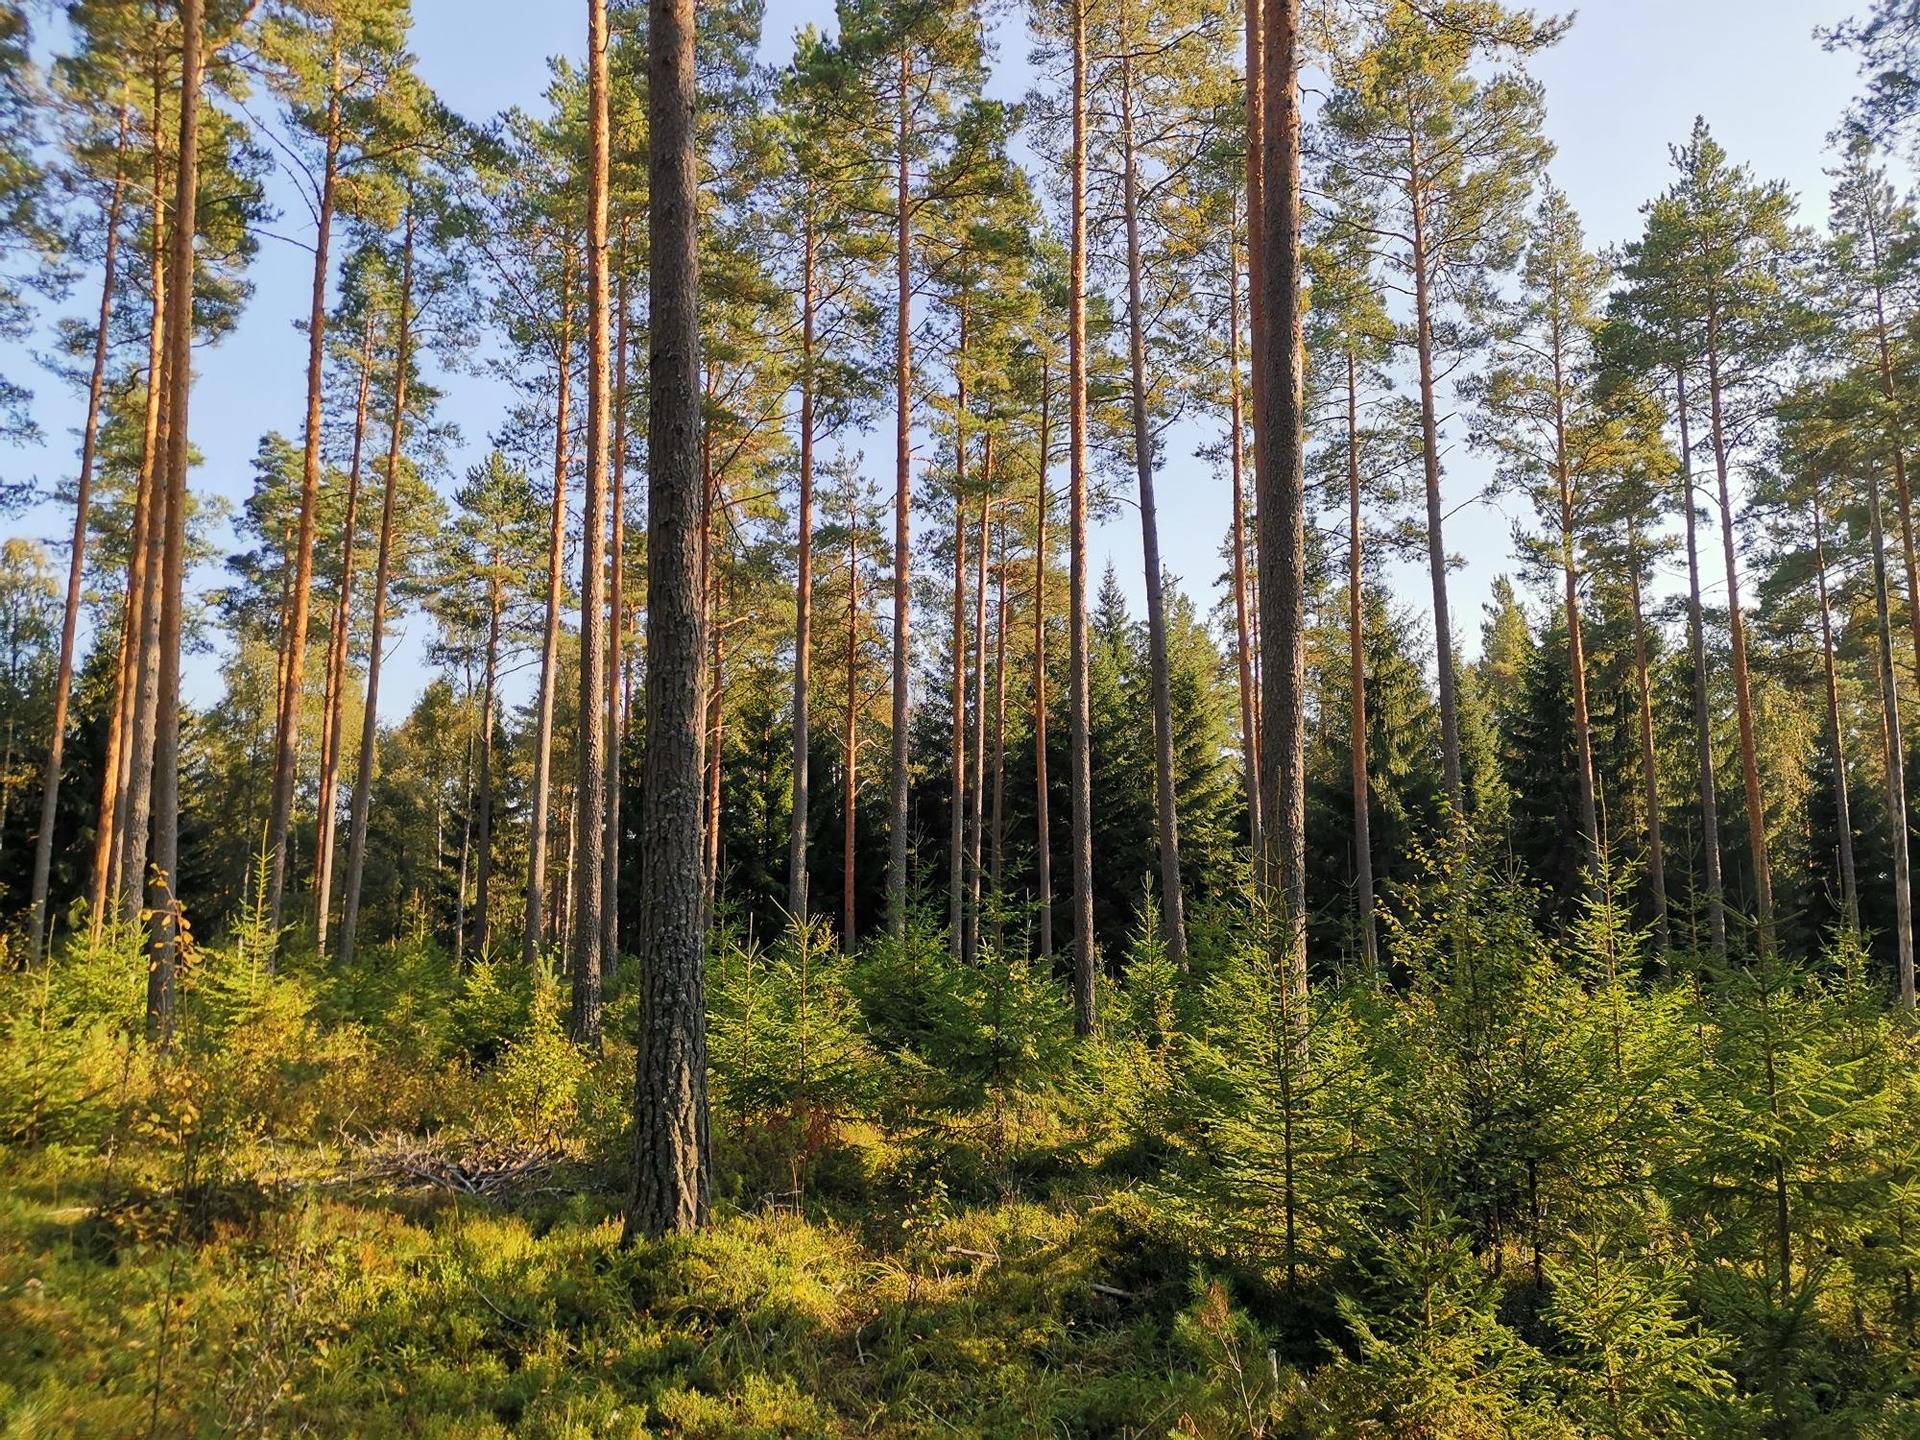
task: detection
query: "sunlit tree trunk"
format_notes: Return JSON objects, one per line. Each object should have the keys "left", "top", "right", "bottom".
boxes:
{"left": 605, "top": 242, "right": 630, "bottom": 976}
{"left": 315, "top": 316, "right": 376, "bottom": 951}
{"left": 475, "top": 579, "right": 501, "bottom": 961}
{"left": 1624, "top": 524, "right": 1671, "bottom": 953}
{"left": 843, "top": 489, "right": 860, "bottom": 944}
{"left": 339, "top": 200, "right": 416, "bottom": 971}
{"left": 29, "top": 106, "right": 128, "bottom": 963}
{"left": 1345, "top": 350, "right": 1377, "bottom": 976}
{"left": 948, "top": 365, "right": 968, "bottom": 960}
{"left": 1067, "top": 0, "right": 1097, "bottom": 1033}
{"left": 1704, "top": 314, "right": 1774, "bottom": 958}
{"left": 1676, "top": 365, "right": 1726, "bottom": 960}
{"left": 1119, "top": 40, "right": 1186, "bottom": 967}
{"left": 1810, "top": 482, "right": 1857, "bottom": 931}
{"left": 1256, "top": 0, "right": 1308, "bottom": 1005}
{"left": 966, "top": 464, "right": 990, "bottom": 965}
{"left": 625, "top": 0, "right": 711, "bottom": 1239}
{"left": 1033, "top": 367, "right": 1053, "bottom": 960}
{"left": 1867, "top": 465, "right": 1915, "bottom": 1010}
{"left": 988, "top": 514, "right": 1008, "bottom": 956}
{"left": 265, "top": 38, "right": 343, "bottom": 943}
{"left": 571, "top": 0, "right": 612, "bottom": 1046}
{"left": 526, "top": 248, "right": 574, "bottom": 966}
{"left": 790, "top": 207, "right": 816, "bottom": 921}
{"left": 146, "top": 0, "right": 205, "bottom": 1044}
{"left": 1229, "top": 241, "right": 1261, "bottom": 875}
{"left": 888, "top": 46, "right": 913, "bottom": 941}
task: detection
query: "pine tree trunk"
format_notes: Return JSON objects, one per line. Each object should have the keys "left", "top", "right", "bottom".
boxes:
{"left": 93, "top": 64, "right": 168, "bottom": 939}
{"left": 314, "top": 316, "right": 375, "bottom": 951}
{"left": 1256, "top": 0, "right": 1308, "bottom": 1005}
{"left": 146, "top": 0, "right": 204, "bottom": 1044}
{"left": 120, "top": 341, "right": 170, "bottom": 926}
{"left": 29, "top": 107, "right": 128, "bottom": 963}
{"left": 605, "top": 242, "right": 629, "bottom": 976}
{"left": 1867, "top": 466, "right": 1915, "bottom": 1010}
{"left": 1704, "top": 317, "right": 1774, "bottom": 958}
{"left": 1549, "top": 285, "right": 1599, "bottom": 868}
{"left": 265, "top": 45, "right": 342, "bottom": 943}
{"left": 1230, "top": 241, "right": 1262, "bottom": 874}
{"left": 888, "top": 47, "right": 913, "bottom": 941}
{"left": 1033, "top": 366, "right": 1053, "bottom": 961}
{"left": 1810, "top": 487, "right": 1858, "bottom": 931}
{"left": 526, "top": 250, "right": 574, "bottom": 967}
{"left": 967, "top": 468, "right": 990, "bottom": 965}
{"left": 843, "top": 488, "right": 860, "bottom": 944}
{"left": 703, "top": 574, "right": 725, "bottom": 915}
{"left": 625, "top": 0, "right": 711, "bottom": 1239}
{"left": 989, "top": 514, "right": 1008, "bottom": 956}
{"left": 789, "top": 210, "right": 816, "bottom": 921}
{"left": 1346, "top": 350, "right": 1377, "bottom": 976}
{"left": 1407, "top": 140, "right": 1463, "bottom": 818}
{"left": 1067, "top": 0, "right": 1097, "bottom": 1033}
{"left": 571, "top": 0, "right": 612, "bottom": 1047}
{"left": 476, "top": 584, "right": 500, "bottom": 961}
{"left": 338, "top": 200, "right": 415, "bottom": 971}
{"left": 1676, "top": 366, "right": 1727, "bottom": 960}
{"left": 1625, "top": 528, "right": 1671, "bottom": 953}
{"left": 1119, "top": 45, "right": 1186, "bottom": 968}
{"left": 948, "top": 399, "right": 968, "bottom": 961}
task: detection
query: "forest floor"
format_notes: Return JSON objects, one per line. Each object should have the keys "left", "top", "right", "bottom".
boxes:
{"left": 0, "top": 936, "right": 1291, "bottom": 1439}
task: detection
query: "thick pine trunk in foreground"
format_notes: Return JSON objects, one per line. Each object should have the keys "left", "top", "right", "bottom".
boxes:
{"left": 625, "top": 0, "right": 711, "bottom": 1240}
{"left": 30, "top": 110, "right": 128, "bottom": 962}
{"left": 339, "top": 202, "right": 416, "bottom": 971}
{"left": 1255, "top": 0, "right": 1308, "bottom": 1004}
{"left": 571, "top": 0, "right": 612, "bottom": 1047}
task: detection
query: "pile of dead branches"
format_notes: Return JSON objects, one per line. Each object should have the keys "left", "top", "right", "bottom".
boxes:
{"left": 362, "top": 1133, "right": 562, "bottom": 1198}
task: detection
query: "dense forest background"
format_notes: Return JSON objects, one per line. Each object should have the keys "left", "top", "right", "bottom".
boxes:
{"left": 9, "top": 0, "right": 1920, "bottom": 1434}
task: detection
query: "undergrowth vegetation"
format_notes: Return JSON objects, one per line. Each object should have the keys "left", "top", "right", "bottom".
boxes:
{"left": 5, "top": 854, "right": 1920, "bottom": 1437}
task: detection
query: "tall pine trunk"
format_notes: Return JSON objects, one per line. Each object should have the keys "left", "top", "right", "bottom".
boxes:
{"left": 789, "top": 209, "right": 816, "bottom": 920}
{"left": 1625, "top": 526, "right": 1671, "bottom": 953}
{"left": 1033, "top": 366, "right": 1053, "bottom": 960}
{"left": 1119, "top": 43, "right": 1187, "bottom": 967}
{"left": 625, "top": 0, "right": 711, "bottom": 1238}
{"left": 476, "top": 583, "right": 501, "bottom": 960}
{"left": 1345, "top": 350, "right": 1377, "bottom": 975}
{"left": 1407, "top": 144, "right": 1463, "bottom": 818}
{"left": 30, "top": 107, "right": 128, "bottom": 962}
{"left": 1676, "top": 366, "right": 1727, "bottom": 960}
{"left": 265, "top": 42, "right": 343, "bottom": 942}
{"left": 1704, "top": 317, "right": 1774, "bottom": 958}
{"left": 314, "top": 316, "right": 375, "bottom": 950}
{"left": 948, "top": 392, "right": 968, "bottom": 960}
{"left": 526, "top": 249, "right": 574, "bottom": 966}
{"left": 338, "top": 200, "right": 415, "bottom": 970}
{"left": 843, "top": 489, "right": 860, "bottom": 943}
{"left": 1230, "top": 242, "right": 1261, "bottom": 874}
{"left": 1067, "top": 0, "right": 1097, "bottom": 1033}
{"left": 888, "top": 48, "right": 913, "bottom": 940}
{"left": 966, "top": 467, "right": 990, "bottom": 965}
{"left": 989, "top": 515, "right": 1008, "bottom": 955}
{"left": 1549, "top": 283, "right": 1599, "bottom": 867}
{"left": 605, "top": 245, "right": 629, "bottom": 975}
{"left": 1868, "top": 465, "right": 1916, "bottom": 1010}
{"left": 1811, "top": 484, "right": 1857, "bottom": 930}
{"left": 1256, "top": 0, "right": 1308, "bottom": 1004}
{"left": 571, "top": 0, "right": 612, "bottom": 1047}
{"left": 146, "top": 0, "right": 204, "bottom": 1044}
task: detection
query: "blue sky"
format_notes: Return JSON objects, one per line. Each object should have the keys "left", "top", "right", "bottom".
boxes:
{"left": 2, "top": 0, "right": 1873, "bottom": 722}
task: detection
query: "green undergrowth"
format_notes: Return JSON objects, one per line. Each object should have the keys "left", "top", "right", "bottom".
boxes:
{"left": 5, "top": 873, "right": 1920, "bottom": 1436}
